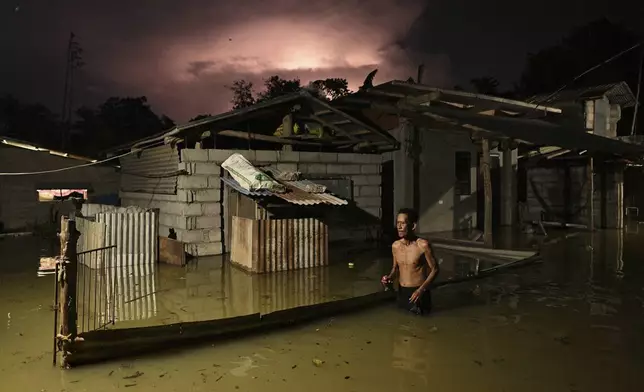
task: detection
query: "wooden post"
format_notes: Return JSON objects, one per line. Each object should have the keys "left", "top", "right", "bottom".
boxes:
{"left": 282, "top": 113, "right": 293, "bottom": 152}
{"left": 587, "top": 156, "right": 595, "bottom": 231}
{"left": 57, "top": 215, "right": 80, "bottom": 368}
{"left": 481, "top": 138, "right": 493, "bottom": 246}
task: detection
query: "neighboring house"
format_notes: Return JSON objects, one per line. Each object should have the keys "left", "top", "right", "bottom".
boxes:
{"left": 0, "top": 137, "right": 120, "bottom": 232}
{"left": 334, "top": 80, "right": 643, "bottom": 235}
{"left": 520, "top": 82, "right": 638, "bottom": 228}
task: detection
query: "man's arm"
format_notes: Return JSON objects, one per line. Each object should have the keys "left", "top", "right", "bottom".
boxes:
{"left": 384, "top": 244, "right": 399, "bottom": 281}
{"left": 418, "top": 240, "right": 438, "bottom": 291}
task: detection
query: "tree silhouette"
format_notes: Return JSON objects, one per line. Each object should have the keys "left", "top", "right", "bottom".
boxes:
{"left": 517, "top": 18, "right": 641, "bottom": 96}
{"left": 74, "top": 96, "right": 173, "bottom": 152}
{"left": 228, "top": 75, "right": 351, "bottom": 109}
{"left": 229, "top": 80, "right": 256, "bottom": 109}
{"left": 0, "top": 95, "right": 62, "bottom": 148}
{"left": 515, "top": 18, "right": 642, "bottom": 134}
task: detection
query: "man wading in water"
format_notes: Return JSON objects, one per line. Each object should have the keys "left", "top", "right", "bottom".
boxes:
{"left": 381, "top": 208, "right": 439, "bottom": 315}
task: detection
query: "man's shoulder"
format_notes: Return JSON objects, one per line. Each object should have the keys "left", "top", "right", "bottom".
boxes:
{"left": 415, "top": 237, "right": 430, "bottom": 249}
{"left": 392, "top": 240, "right": 404, "bottom": 249}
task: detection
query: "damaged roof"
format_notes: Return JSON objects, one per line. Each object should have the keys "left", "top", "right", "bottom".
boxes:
{"left": 127, "top": 90, "right": 399, "bottom": 153}
{"left": 336, "top": 80, "right": 644, "bottom": 156}
{"left": 221, "top": 172, "right": 348, "bottom": 206}
{"left": 527, "top": 81, "right": 636, "bottom": 108}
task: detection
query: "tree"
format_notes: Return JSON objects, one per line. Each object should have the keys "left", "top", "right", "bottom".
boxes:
{"left": 515, "top": 18, "right": 642, "bottom": 134}
{"left": 74, "top": 96, "right": 173, "bottom": 152}
{"left": 517, "top": 18, "right": 641, "bottom": 96}
{"left": 257, "top": 76, "right": 301, "bottom": 101}
{"left": 229, "top": 80, "right": 256, "bottom": 109}
{"left": 228, "top": 75, "right": 351, "bottom": 109}
{"left": 0, "top": 95, "right": 62, "bottom": 148}
{"left": 310, "top": 78, "right": 351, "bottom": 100}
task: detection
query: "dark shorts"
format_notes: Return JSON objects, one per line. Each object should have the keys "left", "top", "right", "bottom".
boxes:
{"left": 397, "top": 286, "right": 432, "bottom": 315}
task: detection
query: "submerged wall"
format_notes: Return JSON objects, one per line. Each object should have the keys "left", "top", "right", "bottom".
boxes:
{"left": 525, "top": 163, "right": 623, "bottom": 229}
{"left": 120, "top": 147, "right": 383, "bottom": 256}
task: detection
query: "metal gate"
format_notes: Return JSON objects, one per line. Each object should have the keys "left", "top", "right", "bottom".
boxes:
{"left": 52, "top": 216, "right": 118, "bottom": 366}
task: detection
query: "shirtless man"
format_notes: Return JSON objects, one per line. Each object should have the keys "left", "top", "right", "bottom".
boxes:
{"left": 381, "top": 208, "right": 439, "bottom": 315}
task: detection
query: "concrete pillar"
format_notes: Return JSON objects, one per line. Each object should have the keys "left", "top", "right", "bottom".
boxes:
{"left": 500, "top": 143, "right": 518, "bottom": 227}
{"left": 393, "top": 120, "right": 414, "bottom": 219}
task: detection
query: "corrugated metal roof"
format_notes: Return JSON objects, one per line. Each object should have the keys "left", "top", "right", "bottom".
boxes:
{"left": 337, "top": 80, "right": 644, "bottom": 156}
{"left": 120, "top": 90, "right": 399, "bottom": 154}
{"left": 220, "top": 175, "right": 348, "bottom": 206}
{"left": 527, "top": 82, "right": 636, "bottom": 108}
{"left": 344, "top": 80, "right": 563, "bottom": 115}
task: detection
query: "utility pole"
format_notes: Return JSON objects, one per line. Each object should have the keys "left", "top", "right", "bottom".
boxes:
{"left": 60, "top": 32, "right": 84, "bottom": 150}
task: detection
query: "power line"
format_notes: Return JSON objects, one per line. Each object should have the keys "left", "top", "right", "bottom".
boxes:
{"left": 0, "top": 149, "right": 137, "bottom": 176}
{"left": 533, "top": 42, "right": 643, "bottom": 109}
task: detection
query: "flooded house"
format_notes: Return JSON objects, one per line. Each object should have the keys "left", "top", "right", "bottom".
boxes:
{"left": 0, "top": 137, "right": 120, "bottom": 234}
{"left": 518, "top": 82, "right": 639, "bottom": 230}
{"left": 333, "top": 80, "right": 644, "bottom": 243}
{"left": 114, "top": 91, "right": 399, "bottom": 259}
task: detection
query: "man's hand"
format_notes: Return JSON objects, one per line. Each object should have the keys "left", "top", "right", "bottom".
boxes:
{"left": 409, "top": 288, "right": 424, "bottom": 303}
{"left": 381, "top": 275, "right": 391, "bottom": 284}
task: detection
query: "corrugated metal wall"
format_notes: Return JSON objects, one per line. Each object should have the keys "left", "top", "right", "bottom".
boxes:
{"left": 105, "top": 260, "right": 158, "bottom": 323}
{"left": 236, "top": 218, "right": 328, "bottom": 273}
{"left": 76, "top": 217, "right": 107, "bottom": 268}
{"left": 120, "top": 145, "right": 180, "bottom": 194}
{"left": 96, "top": 210, "right": 158, "bottom": 268}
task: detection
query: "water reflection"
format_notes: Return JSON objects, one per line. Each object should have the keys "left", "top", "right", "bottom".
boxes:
{"left": 1, "top": 230, "right": 644, "bottom": 392}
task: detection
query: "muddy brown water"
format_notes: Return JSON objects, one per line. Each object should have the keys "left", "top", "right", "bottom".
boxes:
{"left": 1, "top": 230, "right": 643, "bottom": 391}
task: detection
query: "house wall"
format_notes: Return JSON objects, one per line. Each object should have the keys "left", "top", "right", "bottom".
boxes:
{"left": 524, "top": 163, "right": 623, "bottom": 229}
{"left": 385, "top": 122, "right": 479, "bottom": 234}
{"left": 120, "top": 148, "right": 383, "bottom": 257}
{"left": 0, "top": 145, "right": 120, "bottom": 232}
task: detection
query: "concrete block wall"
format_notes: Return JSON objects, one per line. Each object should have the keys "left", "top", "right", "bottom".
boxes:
{"left": 122, "top": 148, "right": 383, "bottom": 257}
{"left": 525, "top": 165, "right": 623, "bottom": 228}
{"left": 202, "top": 149, "right": 383, "bottom": 218}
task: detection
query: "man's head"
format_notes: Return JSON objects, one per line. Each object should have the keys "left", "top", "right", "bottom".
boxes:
{"left": 396, "top": 208, "right": 418, "bottom": 238}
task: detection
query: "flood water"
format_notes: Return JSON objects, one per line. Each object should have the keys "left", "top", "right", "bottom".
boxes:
{"left": 1, "top": 229, "right": 644, "bottom": 391}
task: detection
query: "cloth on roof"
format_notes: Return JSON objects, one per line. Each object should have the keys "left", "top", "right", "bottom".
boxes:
{"left": 221, "top": 153, "right": 286, "bottom": 193}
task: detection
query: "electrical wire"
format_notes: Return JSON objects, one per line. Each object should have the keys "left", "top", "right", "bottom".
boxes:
{"left": 0, "top": 140, "right": 170, "bottom": 176}
{"left": 532, "top": 42, "right": 643, "bottom": 110}
{"left": 0, "top": 147, "right": 142, "bottom": 176}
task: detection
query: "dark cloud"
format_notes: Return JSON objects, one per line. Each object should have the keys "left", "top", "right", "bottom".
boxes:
{"left": 2, "top": 0, "right": 641, "bottom": 122}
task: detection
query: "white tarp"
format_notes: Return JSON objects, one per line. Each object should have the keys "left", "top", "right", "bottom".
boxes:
{"left": 221, "top": 153, "right": 286, "bottom": 193}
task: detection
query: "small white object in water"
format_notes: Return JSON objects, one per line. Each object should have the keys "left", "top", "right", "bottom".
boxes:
{"left": 348, "top": 263, "right": 354, "bottom": 268}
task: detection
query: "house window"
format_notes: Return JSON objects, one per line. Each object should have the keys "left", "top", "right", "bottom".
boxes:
{"left": 455, "top": 151, "right": 471, "bottom": 196}
{"left": 37, "top": 189, "right": 88, "bottom": 202}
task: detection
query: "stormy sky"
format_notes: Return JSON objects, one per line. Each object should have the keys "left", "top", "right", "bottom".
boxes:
{"left": 1, "top": 0, "right": 641, "bottom": 121}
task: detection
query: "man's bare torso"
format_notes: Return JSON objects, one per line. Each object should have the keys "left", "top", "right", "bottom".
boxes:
{"left": 393, "top": 238, "right": 428, "bottom": 288}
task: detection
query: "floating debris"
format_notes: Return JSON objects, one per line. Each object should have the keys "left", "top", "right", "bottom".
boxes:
{"left": 312, "top": 358, "right": 324, "bottom": 367}
{"left": 123, "top": 371, "right": 144, "bottom": 379}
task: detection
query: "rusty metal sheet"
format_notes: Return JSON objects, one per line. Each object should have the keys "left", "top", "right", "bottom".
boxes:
{"left": 220, "top": 174, "right": 348, "bottom": 206}
{"left": 159, "top": 236, "right": 186, "bottom": 266}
